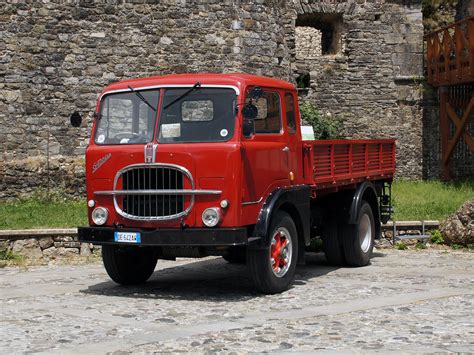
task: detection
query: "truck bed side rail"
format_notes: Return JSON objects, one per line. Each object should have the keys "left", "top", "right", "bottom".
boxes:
{"left": 304, "top": 139, "right": 396, "bottom": 187}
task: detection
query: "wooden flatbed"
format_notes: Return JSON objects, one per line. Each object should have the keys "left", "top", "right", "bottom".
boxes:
{"left": 303, "top": 139, "right": 396, "bottom": 191}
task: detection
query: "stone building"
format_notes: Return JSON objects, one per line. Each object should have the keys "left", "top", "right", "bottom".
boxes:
{"left": 0, "top": 0, "right": 425, "bottom": 199}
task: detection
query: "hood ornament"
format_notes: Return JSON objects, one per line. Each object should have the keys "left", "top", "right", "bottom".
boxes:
{"left": 144, "top": 143, "right": 158, "bottom": 163}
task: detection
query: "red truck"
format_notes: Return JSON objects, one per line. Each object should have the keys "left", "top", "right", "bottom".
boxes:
{"left": 74, "top": 73, "right": 395, "bottom": 294}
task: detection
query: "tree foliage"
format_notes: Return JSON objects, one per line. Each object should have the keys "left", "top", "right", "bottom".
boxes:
{"left": 422, "top": 0, "right": 458, "bottom": 34}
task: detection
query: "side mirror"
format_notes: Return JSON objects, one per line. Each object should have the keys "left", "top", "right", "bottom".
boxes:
{"left": 242, "top": 103, "right": 258, "bottom": 119}
{"left": 242, "top": 103, "right": 257, "bottom": 138}
{"left": 243, "top": 119, "right": 255, "bottom": 138}
{"left": 70, "top": 111, "right": 82, "bottom": 127}
{"left": 249, "top": 86, "right": 264, "bottom": 101}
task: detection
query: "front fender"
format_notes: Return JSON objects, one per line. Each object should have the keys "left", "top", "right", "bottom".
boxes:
{"left": 249, "top": 185, "right": 310, "bottom": 250}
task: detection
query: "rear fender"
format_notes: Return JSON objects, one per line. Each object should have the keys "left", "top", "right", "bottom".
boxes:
{"left": 349, "top": 181, "right": 381, "bottom": 239}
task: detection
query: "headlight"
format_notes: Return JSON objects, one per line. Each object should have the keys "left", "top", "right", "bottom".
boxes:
{"left": 92, "top": 207, "right": 108, "bottom": 225}
{"left": 202, "top": 207, "right": 221, "bottom": 227}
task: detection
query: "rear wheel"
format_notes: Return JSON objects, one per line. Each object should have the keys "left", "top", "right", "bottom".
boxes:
{"left": 322, "top": 217, "right": 346, "bottom": 266}
{"left": 102, "top": 245, "right": 158, "bottom": 285}
{"left": 248, "top": 211, "right": 298, "bottom": 294}
{"left": 342, "top": 201, "right": 375, "bottom": 266}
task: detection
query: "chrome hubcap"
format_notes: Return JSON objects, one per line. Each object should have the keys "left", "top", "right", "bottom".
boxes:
{"left": 359, "top": 213, "right": 372, "bottom": 253}
{"left": 270, "top": 227, "right": 293, "bottom": 278}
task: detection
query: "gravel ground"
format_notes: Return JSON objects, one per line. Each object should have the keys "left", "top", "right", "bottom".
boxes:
{"left": 1, "top": 249, "right": 473, "bottom": 353}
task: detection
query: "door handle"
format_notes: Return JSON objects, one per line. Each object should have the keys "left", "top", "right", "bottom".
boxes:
{"left": 282, "top": 146, "right": 290, "bottom": 152}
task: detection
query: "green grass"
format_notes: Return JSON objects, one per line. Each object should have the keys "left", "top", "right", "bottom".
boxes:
{"left": 392, "top": 180, "right": 473, "bottom": 221}
{"left": 0, "top": 249, "right": 24, "bottom": 262}
{"left": 395, "top": 241, "right": 408, "bottom": 250}
{"left": 0, "top": 198, "right": 87, "bottom": 230}
{"left": 0, "top": 180, "right": 472, "bottom": 229}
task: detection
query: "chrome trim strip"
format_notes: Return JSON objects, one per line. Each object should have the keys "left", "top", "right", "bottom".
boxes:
{"left": 96, "top": 189, "right": 221, "bottom": 196}
{"left": 242, "top": 197, "right": 263, "bottom": 206}
{"left": 99, "top": 85, "right": 240, "bottom": 100}
{"left": 112, "top": 163, "right": 195, "bottom": 221}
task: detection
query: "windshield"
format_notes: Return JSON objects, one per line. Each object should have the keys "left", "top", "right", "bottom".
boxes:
{"left": 95, "top": 89, "right": 160, "bottom": 145}
{"left": 158, "top": 88, "right": 236, "bottom": 143}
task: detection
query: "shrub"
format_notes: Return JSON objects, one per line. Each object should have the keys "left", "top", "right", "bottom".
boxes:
{"left": 395, "top": 241, "right": 407, "bottom": 250}
{"left": 429, "top": 229, "right": 444, "bottom": 245}
{"left": 299, "top": 102, "right": 343, "bottom": 140}
{"left": 0, "top": 250, "right": 23, "bottom": 262}
{"left": 416, "top": 242, "right": 427, "bottom": 250}
{"left": 451, "top": 244, "right": 464, "bottom": 250}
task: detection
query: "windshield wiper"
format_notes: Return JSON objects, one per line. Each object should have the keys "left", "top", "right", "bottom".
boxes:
{"left": 128, "top": 85, "right": 156, "bottom": 111}
{"left": 163, "top": 82, "right": 201, "bottom": 110}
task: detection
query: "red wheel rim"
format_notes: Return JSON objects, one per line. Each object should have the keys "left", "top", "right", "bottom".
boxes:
{"left": 270, "top": 227, "right": 292, "bottom": 277}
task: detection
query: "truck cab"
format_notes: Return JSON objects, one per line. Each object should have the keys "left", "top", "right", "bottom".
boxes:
{"left": 77, "top": 73, "right": 395, "bottom": 294}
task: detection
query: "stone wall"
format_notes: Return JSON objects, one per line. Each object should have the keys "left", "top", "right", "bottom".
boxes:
{"left": 0, "top": 0, "right": 295, "bottom": 199}
{"left": 292, "top": 0, "right": 424, "bottom": 178}
{"left": 1, "top": 0, "right": 426, "bottom": 200}
{"left": 0, "top": 234, "right": 99, "bottom": 261}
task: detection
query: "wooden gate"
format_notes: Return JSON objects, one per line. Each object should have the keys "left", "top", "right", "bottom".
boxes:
{"left": 425, "top": 17, "right": 474, "bottom": 179}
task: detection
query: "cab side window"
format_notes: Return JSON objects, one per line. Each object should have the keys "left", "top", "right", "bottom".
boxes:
{"left": 285, "top": 93, "right": 296, "bottom": 134}
{"left": 246, "top": 91, "right": 282, "bottom": 134}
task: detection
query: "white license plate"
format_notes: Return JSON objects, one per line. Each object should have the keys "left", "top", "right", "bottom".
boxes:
{"left": 114, "top": 231, "right": 141, "bottom": 244}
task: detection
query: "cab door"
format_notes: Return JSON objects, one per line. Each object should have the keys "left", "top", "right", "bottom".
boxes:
{"left": 283, "top": 91, "right": 302, "bottom": 184}
{"left": 241, "top": 88, "right": 290, "bottom": 205}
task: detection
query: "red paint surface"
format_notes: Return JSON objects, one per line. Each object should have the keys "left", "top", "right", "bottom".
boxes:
{"left": 86, "top": 73, "right": 395, "bottom": 228}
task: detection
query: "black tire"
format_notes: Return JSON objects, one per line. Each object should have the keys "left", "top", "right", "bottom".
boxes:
{"left": 248, "top": 211, "right": 298, "bottom": 294}
{"left": 222, "top": 246, "right": 247, "bottom": 264}
{"left": 322, "top": 217, "right": 346, "bottom": 266}
{"left": 102, "top": 245, "right": 158, "bottom": 285}
{"left": 342, "top": 201, "right": 375, "bottom": 267}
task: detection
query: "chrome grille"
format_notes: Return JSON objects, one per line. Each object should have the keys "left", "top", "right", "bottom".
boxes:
{"left": 114, "top": 164, "right": 193, "bottom": 221}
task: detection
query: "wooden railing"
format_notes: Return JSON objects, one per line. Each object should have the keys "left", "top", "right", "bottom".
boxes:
{"left": 425, "top": 17, "right": 474, "bottom": 87}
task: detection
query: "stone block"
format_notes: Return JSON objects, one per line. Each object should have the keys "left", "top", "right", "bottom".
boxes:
{"left": 43, "top": 246, "right": 57, "bottom": 259}
{"left": 39, "top": 237, "right": 54, "bottom": 250}
{"left": 54, "top": 242, "right": 81, "bottom": 248}
{"left": 440, "top": 199, "right": 474, "bottom": 246}
{"left": 12, "top": 239, "right": 42, "bottom": 260}
{"left": 80, "top": 243, "right": 91, "bottom": 256}
{"left": 0, "top": 240, "right": 11, "bottom": 253}
{"left": 43, "top": 246, "right": 79, "bottom": 258}
{"left": 54, "top": 236, "right": 74, "bottom": 242}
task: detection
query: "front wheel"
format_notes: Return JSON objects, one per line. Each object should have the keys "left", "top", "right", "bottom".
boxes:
{"left": 102, "top": 245, "right": 158, "bottom": 285}
{"left": 342, "top": 201, "right": 375, "bottom": 266}
{"left": 248, "top": 211, "right": 298, "bottom": 294}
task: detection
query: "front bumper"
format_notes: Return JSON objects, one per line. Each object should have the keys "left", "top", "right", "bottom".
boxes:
{"left": 78, "top": 226, "right": 248, "bottom": 246}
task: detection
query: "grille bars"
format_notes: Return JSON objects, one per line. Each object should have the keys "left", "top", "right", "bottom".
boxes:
{"left": 101, "top": 164, "right": 220, "bottom": 221}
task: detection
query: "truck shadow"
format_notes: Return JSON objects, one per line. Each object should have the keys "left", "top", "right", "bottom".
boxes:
{"left": 81, "top": 251, "right": 386, "bottom": 301}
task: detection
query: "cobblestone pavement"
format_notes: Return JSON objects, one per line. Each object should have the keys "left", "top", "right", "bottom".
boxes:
{"left": 1, "top": 249, "right": 473, "bottom": 353}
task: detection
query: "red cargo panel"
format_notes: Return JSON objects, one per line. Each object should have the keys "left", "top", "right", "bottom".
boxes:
{"left": 304, "top": 139, "right": 396, "bottom": 188}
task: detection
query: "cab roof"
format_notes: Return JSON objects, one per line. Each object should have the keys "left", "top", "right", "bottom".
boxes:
{"left": 102, "top": 73, "right": 296, "bottom": 96}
